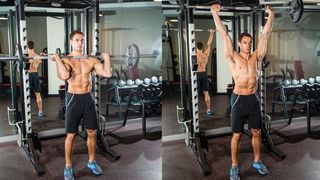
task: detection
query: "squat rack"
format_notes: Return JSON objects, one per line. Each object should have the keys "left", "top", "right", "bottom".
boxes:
{"left": 174, "top": 1, "right": 286, "bottom": 176}
{"left": 5, "top": 0, "right": 119, "bottom": 176}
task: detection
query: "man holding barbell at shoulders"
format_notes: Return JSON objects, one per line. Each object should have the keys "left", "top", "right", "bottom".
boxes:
{"left": 211, "top": 4, "right": 274, "bottom": 180}
{"left": 27, "top": 41, "right": 44, "bottom": 117}
{"left": 51, "top": 30, "right": 112, "bottom": 180}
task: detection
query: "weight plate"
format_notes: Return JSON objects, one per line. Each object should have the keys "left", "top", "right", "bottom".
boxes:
{"left": 124, "top": 43, "right": 140, "bottom": 69}
{"left": 290, "top": 0, "right": 303, "bottom": 23}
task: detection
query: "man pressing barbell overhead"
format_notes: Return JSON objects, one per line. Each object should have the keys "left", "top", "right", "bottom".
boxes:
{"left": 51, "top": 30, "right": 112, "bottom": 180}
{"left": 211, "top": 4, "right": 274, "bottom": 180}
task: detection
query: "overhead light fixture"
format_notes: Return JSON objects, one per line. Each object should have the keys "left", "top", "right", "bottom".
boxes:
{"left": 169, "top": 19, "right": 178, "bottom": 22}
{"left": 0, "top": 17, "right": 7, "bottom": 20}
{"left": 49, "top": 0, "right": 66, "bottom": 7}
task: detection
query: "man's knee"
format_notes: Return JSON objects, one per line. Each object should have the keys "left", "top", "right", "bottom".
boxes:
{"left": 204, "top": 91, "right": 210, "bottom": 99}
{"left": 87, "top": 129, "right": 97, "bottom": 138}
{"left": 65, "top": 133, "right": 76, "bottom": 144}
{"left": 251, "top": 128, "right": 261, "bottom": 137}
{"left": 232, "top": 133, "right": 242, "bottom": 141}
{"left": 35, "top": 93, "right": 42, "bottom": 102}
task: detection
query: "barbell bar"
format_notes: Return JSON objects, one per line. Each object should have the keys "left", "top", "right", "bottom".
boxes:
{"left": 162, "top": 0, "right": 309, "bottom": 23}
{"left": 162, "top": 24, "right": 231, "bottom": 33}
{"left": 0, "top": 43, "right": 159, "bottom": 68}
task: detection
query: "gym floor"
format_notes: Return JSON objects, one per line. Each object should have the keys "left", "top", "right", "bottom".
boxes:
{"left": 1, "top": 83, "right": 320, "bottom": 179}
{"left": 0, "top": 88, "right": 162, "bottom": 180}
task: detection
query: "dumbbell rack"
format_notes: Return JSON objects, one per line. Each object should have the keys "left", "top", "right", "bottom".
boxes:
{"left": 106, "top": 82, "right": 162, "bottom": 123}
{"left": 106, "top": 84, "right": 140, "bottom": 122}
{"left": 272, "top": 83, "right": 304, "bottom": 119}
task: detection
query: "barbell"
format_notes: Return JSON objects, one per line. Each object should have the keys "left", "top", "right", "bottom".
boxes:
{"left": 163, "top": 23, "right": 231, "bottom": 36}
{"left": 0, "top": 43, "right": 159, "bottom": 68}
{"left": 163, "top": 0, "right": 314, "bottom": 23}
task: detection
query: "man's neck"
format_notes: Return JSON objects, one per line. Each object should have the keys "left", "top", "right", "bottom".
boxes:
{"left": 239, "top": 52, "right": 251, "bottom": 60}
{"left": 196, "top": 49, "right": 203, "bottom": 54}
{"left": 72, "top": 50, "right": 83, "bottom": 55}
{"left": 28, "top": 49, "right": 35, "bottom": 54}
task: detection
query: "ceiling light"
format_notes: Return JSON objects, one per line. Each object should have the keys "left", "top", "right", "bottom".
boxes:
{"left": 49, "top": 0, "right": 66, "bottom": 7}
{"left": 169, "top": 19, "right": 178, "bottom": 22}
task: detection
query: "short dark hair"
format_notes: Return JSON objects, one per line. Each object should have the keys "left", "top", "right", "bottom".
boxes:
{"left": 238, "top": 32, "right": 252, "bottom": 42}
{"left": 27, "top": 41, "right": 34, "bottom": 49}
{"left": 70, "top": 30, "right": 84, "bottom": 40}
{"left": 196, "top": 42, "right": 203, "bottom": 50}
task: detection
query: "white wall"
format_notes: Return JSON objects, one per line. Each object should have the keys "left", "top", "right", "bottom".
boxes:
{"left": 216, "top": 21, "right": 233, "bottom": 93}
{"left": 100, "top": 5, "right": 162, "bottom": 80}
{"left": 26, "top": 17, "right": 47, "bottom": 54}
{"left": 266, "top": 13, "right": 320, "bottom": 79}
{"left": 47, "top": 17, "right": 65, "bottom": 95}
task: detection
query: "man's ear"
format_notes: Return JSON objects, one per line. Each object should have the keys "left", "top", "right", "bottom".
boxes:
{"left": 237, "top": 42, "right": 241, "bottom": 48}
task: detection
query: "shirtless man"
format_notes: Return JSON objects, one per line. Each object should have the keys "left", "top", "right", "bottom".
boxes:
{"left": 211, "top": 4, "right": 274, "bottom": 180}
{"left": 196, "top": 29, "right": 214, "bottom": 115}
{"left": 184, "top": 29, "right": 215, "bottom": 115}
{"left": 27, "top": 41, "right": 43, "bottom": 117}
{"left": 51, "top": 30, "right": 112, "bottom": 180}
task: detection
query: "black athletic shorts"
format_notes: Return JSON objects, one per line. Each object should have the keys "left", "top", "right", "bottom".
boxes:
{"left": 197, "top": 71, "right": 209, "bottom": 92}
{"left": 29, "top": 72, "right": 41, "bottom": 93}
{"left": 65, "top": 92, "right": 98, "bottom": 133}
{"left": 230, "top": 92, "right": 261, "bottom": 133}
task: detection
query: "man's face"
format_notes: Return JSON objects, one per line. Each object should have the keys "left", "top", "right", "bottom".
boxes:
{"left": 70, "top": 33, "right": 84, "bottom": 52}
{"left": 238, "top": 36, "right": 252, "bottom": 54}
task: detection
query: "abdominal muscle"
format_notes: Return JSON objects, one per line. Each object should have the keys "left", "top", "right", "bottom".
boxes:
{"left": 67, "top": 73, "right": 92, "bottom": 94}
{"left": 231, "top": 59, "right": 259, "bottom": 95}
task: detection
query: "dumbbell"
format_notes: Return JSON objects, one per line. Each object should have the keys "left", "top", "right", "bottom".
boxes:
{"left": 112, "top": 95, "right": 122, "bottom": 103}
{"left": 291, "top": 79, "right": 299, "bottom": 86}
{"left": 117, "top": 79, "right": 126, "bottom": 87}
{"left": 316, "top": 76, "right": 320, "bottom": 83}
{"left": 135, "top": 79, "right": 143, "bottom": 85}
{"left": 282, "top": 79, "right": 291, "bottom": 86}
{"left": 309, "top": 77, "right": 315, "bottom": 84}
{"left": 300, "top": 79, "right": 308, "bottom": 85}
{"left": 127, "top": 79, "right": 134, "bottom": 86}
{"left": 144, "top": 78, "right": 151, "bottom": 85}
{"left": 151, "top": 76, "right": 159, "bottom": 84}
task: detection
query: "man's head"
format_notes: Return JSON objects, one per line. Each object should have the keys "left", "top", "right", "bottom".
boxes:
{"left": 238, "top": 32, "right": 252, "bottom": 54}
{"left": 69, "top": 30, "right": 84, "bottom": 52}
{"left": 196, "top": 42, "right": 203, "bottom": 51}
{"left": 27, "top": 41, "right": 34, "bottom": 50}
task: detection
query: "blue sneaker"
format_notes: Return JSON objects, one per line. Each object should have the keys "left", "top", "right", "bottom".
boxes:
{"left": 38, "top": 112, "right": 44, "bottom": 117}
{"left": 230, "top": 166, "right": 240, "bottom": 180}
{"left": 252, "top": 160, "right": 268, "bottom": 175}
{"left": 206, "top": 111, "right": 213, "bottom": 115}
{"left": 87, "top": 160, "right": 103, "bottom": 176}
{"left": 64, "top": 166, "right": 74, "bottom": 180}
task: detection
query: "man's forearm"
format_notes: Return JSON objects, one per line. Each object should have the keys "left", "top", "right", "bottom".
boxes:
{"left": 262, "top": 13, "right": 274, "bottom": 36}
{"left": 211, "top": 12, "right": 227, "bottom": 37}
{"left": 103, "top": 59, "right": 112, "bottom": 77}
{"left": 56, "top": 60, "right": 70, "bottom": 80}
